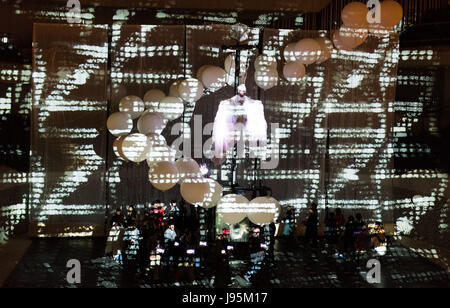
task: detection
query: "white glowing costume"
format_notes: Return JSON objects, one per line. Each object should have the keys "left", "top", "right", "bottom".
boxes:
{"left": 212, "top": 85, "right": 267, "bottom": 164}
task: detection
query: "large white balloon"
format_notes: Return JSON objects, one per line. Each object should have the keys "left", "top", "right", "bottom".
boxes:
{"left": 202, "top": 179, "right": 223, "bottom": 209}
{"left": 254, "top": 66, "right": 278, "bottom": 90}
{"left": 247, "top": 196, "right": 280, "bottom": 225}
{"left": 254, "top": 54, "right": 277, "bottom": 70}
{"left": 112, "top": 135, "right": 128, "bottom": 161}
{"left": 180, "top": 177, "right": 210, "bottom": 204}
{"left": 175, "top": 157, "right": 201, "bottom": 182}
{"left": 120, "top": 133, "right": 150, "bottom": 163}
{"left": 107, "top": 112, "right": 133, "bottom": 137}
{"left": 137, "top": 112, "right": 165, "bottom": 135}
{"left": 341, "top": 1, "right": 370, "bottom": 28}
{"left": 178, "top": 78, "right": 204, "bottom": 103}
{"left": 143, "top": 89, "right": 165, "bottom": 112}
{"left": 283, "top": 43, "right": 298, "bottom": 62}
{"left": 146, "top": 144, "right": 176, "bottom": 167}
{"left": 217, "top": 194, "right": 249, "bottom": 225}
{"left": 315, "top": 37, "right": 334, "bottom": 64}
{"left": 201, "top": 66, "right": 227, "bottom": 91}
{"left": 148, "top": 161, "right": 179, "bottom": 191}
{"left": 119, "top": 95, "right": 145, "bottom": 119}
{"left": 158, "top": 96, "right": 184, "bottom": 121}
{"left": 294, "top": 38, "right": 322, "bottom": 65}
{"left": 283, "top": 61, "right": 306, "bottom": 82}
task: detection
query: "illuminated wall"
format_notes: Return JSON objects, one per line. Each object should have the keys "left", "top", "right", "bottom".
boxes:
{"left": 28, "top": 24, "right": 400, "bottom": 237}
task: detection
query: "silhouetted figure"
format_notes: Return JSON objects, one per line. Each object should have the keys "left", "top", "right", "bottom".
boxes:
{"left": 124, "top": 206, "right": 137, "bottom": 228}
{"left": 245, "top": 227, "right": 266, "bottom": 283}
{"left": 343, "top": 215, "right": 356, "bottom": 260}
{"left": 111, "top": 208, "right": 124, "bottom": 227}
{"left": 304, "top": 203, "right": 318, "bottom": 256}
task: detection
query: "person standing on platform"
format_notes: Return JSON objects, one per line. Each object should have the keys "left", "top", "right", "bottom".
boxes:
{"left": 304, "top": 203, "right": 319, "bottom": 257}
{"left": 245, "top": 227, "right": 266, "bottom": 283}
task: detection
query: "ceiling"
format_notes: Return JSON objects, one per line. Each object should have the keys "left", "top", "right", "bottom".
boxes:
{"left": 53, "top": 0, "right": 333, "bottom": 12}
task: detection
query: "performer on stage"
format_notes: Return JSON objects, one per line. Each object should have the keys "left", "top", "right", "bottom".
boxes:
{"left": 212, "top": 84, "right": 267, "bottom": 166}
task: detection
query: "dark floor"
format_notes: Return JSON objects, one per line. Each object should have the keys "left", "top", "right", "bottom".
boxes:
{"left": 3, "top": 237, "right": 450, "bottom": 288}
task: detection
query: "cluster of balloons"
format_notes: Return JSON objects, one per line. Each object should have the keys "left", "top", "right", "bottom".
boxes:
{"left": 106, "top": 93, "right": 224, "bottom": 208}
{"left": 283, "top": 36, "right": 334, "bottom": 82}
{"left": 333, "top": 0, "right": 403, "bottom": 51}
{"left": 216, "top": 195, "right": 281, "bottom": 225}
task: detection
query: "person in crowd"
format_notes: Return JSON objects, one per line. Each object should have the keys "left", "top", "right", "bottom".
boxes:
{"left": 245, "top": 227, "right": 266, "bottom": 283}
{"left": 282, "top": 206, "right": 296, "bottom": 240}
{"left": 165, "top": 200, "right": 180, "bottom": 226}
{"left": 304, "top": 203, "right": 319, "bottom": 256}
{"left": 150, "top": 200, "right": 165, "bottom": 230}
{"left": 335, "top": 208, "right": 345, "bottom": 232}
{"left": 111, "top": 208, "right": 124, "bottom": 227}
{"left": 213, "top": 232, "right": 232, "bottom": 287}
{"left": 268, "top": 221, "right": 276, "bottom": 260}
{"left": 343, "top": 215, "right": 356, "bottom": 260}
{"left": 324, "top": 211, "right": 338, "bottom": 255}
{"left": 124, "top": 206, "right": 137, "bottom": 228}
{"left": 354, "top": 213, "right": 369, "bottom": 260}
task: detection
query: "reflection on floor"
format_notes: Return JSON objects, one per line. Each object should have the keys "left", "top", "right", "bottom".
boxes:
{"left": 3, "top": 237, "right": 450, "bottom": 288}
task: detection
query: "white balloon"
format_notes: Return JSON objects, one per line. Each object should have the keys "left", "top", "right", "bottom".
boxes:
{"left": 175, "top": 157, "right": 201, "bottom": 183}
{"left": 106, "top": 112, "right": 133, "bottom": 137}
{"left": 148, "top": 161, "right": 179, "bottom": 191}
{"left": 254, "top": 67, "right": 278, "bottom": 90}
{"left": 337, "top": 26, "right": 368, "bottom": 49}
{"left": 112, "top": 135, "right": 128, "bottom": 161}
{"left": 119, "top": 95, "right": 145, "bottom": 119}
{"left": 315, "top": 37, "right": 334, "bottom": 64}
{"left": 283, "top": 61, "right": 306, "bottom": 82}
{"left": 158, "top": 96, "right": 184, "bottom": 121}
{"left": 217, "top": 194, "right": 249, "bottom": 225}
{"left": 196, "top": 65, "right": 214, "bottom": 81}
{"left": 146, "top": 144, "right": 176, "bottom": 167}
{"left": 178, "top": 78, "right": 204, "bottom": 103}
{"left": 247, "top": 196, "right": 280, "bottom": 225}
{"left": 332, "top": 31, "right": 354, "bottom": 51}
{"left": 169, "top": 80, "right": 181, "bottom": 97}
{"left": 143, "top": 89, "right": 165, "bottom": 112}
{"left": 180, "top": 177, "right": 210, "bottom": 204}
{"left": 283, "top": 43, "right": 298, "bottom": 62}
{"left": 201, "top": 66, "right": 227, "bottom": 91}
{"left": 254, "top": 54, "right": 277, "bottom": 70}
{"left": 202, "top": 179, "right": 223, "bottom": 209}
{"left": 224, "top": 54, "right": 235, "bottom": 73}
{"left": 147, "top": 133, "right": 166, "bottom": 147}
{"left": 137, "top": 112, "right": 165, "bottom": 135}
{"left": 294, "top": 38, "right": 322, "bottom": 65}
{"left": 120, "top": 133, "right": 150, "bottom": 163}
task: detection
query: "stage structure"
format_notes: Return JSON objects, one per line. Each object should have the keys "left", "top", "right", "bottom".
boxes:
{"left": 30, "top": 23, "right": 401, "bottom": 241}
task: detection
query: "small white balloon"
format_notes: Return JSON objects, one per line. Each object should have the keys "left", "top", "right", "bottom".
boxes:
{"left": 337, "top": 26, "right": 368, "bottom": 49}
{"left": 201, "top": 66, "right": 227, "bottom": 91}
{"left": 332, "top": 31, "right": 354, "bottom": 51}
{"left": 119, "top": 95, "right": 145, "bottom": 119}
{"left": 148, "top": 161, "right": 179, "bottom": 191}
{"left": 217, "top": 194, "right": 249, "bottom": 225}
{"left": 254, "top": 54, "right": 277, "bottom": 70}
{"left": 169, "top": 80, "right": 181, "bottom": 97}
{"left": 294, "top": 38, "right": 322, "bottom": 65}
{"left": 137, "top": 112, "right": 165, "bottom": 135}
{"left": 121, "top": 133, "right": 150, "bottom": 163}
{"left": 283, "top": 61, "right": 306, "bottom": 82}
{"left": 143, "top": 89, "right": 165, "bottom": 112}
{"left": 247, "top": 196, "right": 280, "bottom": 225}
{"left": 196, "top": 65, "right": 214, "bottom": 81}
{"left": 315, "top": 37, "right": 334, "bottom": 64}
{"left": 178, "top": 78, "right": 204, "bottom": 103}
{"left": 175, "top": 157, "right": 201, "bottom": 183}
{"left": 283, "top": 43, "right": 298, "bottom": 62}
{"left": 202, "top": 179, "right": 223, "bottom": 209}
{"left": 106, "top": 112, "right": 133, "bottom": 137}
{"left": 112, "top": 135, "right": 128, "bottom": 161}
{"left": 180, "top": 177, "right": 210, "bottom": 204}
{"left": 158, "top": 96, "right": 184, "bottom": 121}
{"left": 254, "top": 67, "right": 278, "bottom": 90}
{"left": 224, "top": 54, "right": 236, "bottom": 73}
{"left": 146, "top": 144, "right": 176, "bottom": 167}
